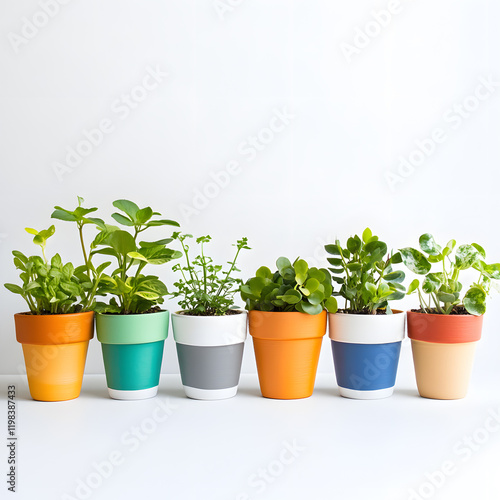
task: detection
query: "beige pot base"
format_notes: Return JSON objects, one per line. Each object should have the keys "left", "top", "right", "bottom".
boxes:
{"left": 411, "top": 339, "right": 477, "bottom": 400}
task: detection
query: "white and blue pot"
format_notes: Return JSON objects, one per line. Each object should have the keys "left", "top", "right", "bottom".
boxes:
{"left": 172, "top": 311, "right": 247, "bottom": 400}
{"left": 328, "top": 310, "right": 405, "bottom": 400}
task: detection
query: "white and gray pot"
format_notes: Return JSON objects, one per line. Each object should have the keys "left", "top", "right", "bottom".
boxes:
{"left": 172, "top": 311, "right": 247, "bottom": 400}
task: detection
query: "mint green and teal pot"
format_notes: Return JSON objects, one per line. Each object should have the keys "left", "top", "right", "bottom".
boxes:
{"left": 328, "top": 310, "right": 405, "bottom": 400}
{"left": 96, "top": 311, "right": 169, "bottom": 400}
{"left": 172, "top": 311, "right": 247, "bottom": 400}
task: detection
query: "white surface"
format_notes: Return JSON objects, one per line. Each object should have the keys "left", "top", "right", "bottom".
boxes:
{"left": 1, "top": 0, "right": 500, "bottom": 376}
{"left": 328, "top": 310, "right": 405, "bottom": 343}
{"left": 338, "top": 385, "right": 394, "bottom": 400}
{"left": 172, "top": 311, "right": 247, "bottom": 346}
{"left": 2, "top": 349, "right": 500, "bottom": 500}
{"left": 183, "top": 384, "right": 238, "bottom": 400}
{"left": 107, "top": 386, "right": 159, "bottom": 401}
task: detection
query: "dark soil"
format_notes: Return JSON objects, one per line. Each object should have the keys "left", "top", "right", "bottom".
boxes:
{"left": 337, "top": 309, "right": 389, "bottom": 315}
{"left": 411, "top": 305, "right": 471, "bottom": 315}
{"left": 178, "top": 309, "right": 244, "bottom": 317}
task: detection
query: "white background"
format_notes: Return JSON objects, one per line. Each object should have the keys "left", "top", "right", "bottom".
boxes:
{"left": 1, "top": 1, "right": 500, "bottom": 500}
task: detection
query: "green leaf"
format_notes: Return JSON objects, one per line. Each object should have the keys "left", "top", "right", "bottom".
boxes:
{"left": 308, "top": 290, "right": 325, "bottom": 305}
{"left": 346, "top": 262, "right": 362, "bottom": 272}
{"left": 51, "top": 253, "right": 62, "bottom": 268}
{"left": 111, "top": 213, "right": 135, "bottom": 227}
{"left": 105, "top": 230, "right": 136, "bottom": 256}
{"left": 293, "top": 259, "right": 308, "bottom": 276}
{"left": 347, "top": 236, "right": 361, "bottom": 254}
{"left": 399, "top": 248, "right": 431, "bottom": 275}
{"left": 407, "top": 278, "right": 420, "bottom": 294}
{"left": 442, "top": 239, "right": 456, "bottom": 257}
{"left": 455, "top": 245, "right": 480, "bottom": 270}
{"left": 146, "top": 219, "right": 180, "bottom": 227}
{"left": 301, "top": 302, "right": 323, "bottom": 315}
{"left": 463, "top": 286, "right": 486, "bottom": 316}
{"left": 362, "top": 228, "right": 372, "bottom": 244}
{"left": 86, "top": 217, "right": 107, "bottom": 230}
{"left": 471, "top": 243, "right": 486, "bottom": 259}
{"left": 25, "top": 227, "right": 38, "bottom": 235}
{"left": 436, "top": 291, "right": 456, "bottom": 303}
{"left": 12, "top": 251, "right": 28, "bottom": 264}
{"left": 139, "top": 238, "right": 174, "bottom": 248}
{"left": 384, "top": 270, "right": 405, "bottom": 283}
{"left": 327, "top": 257, "right": 343, "bottom": 266}
{"left": 364, "top": 282, "right": 377, "bottom": 297}
{"left": 135, "top": 207, "right": 153, "bottom": 225}
{"left": 51, "top": 209, "right": 77, "bottom": 222}
{"left": 134, "top": 291, "right": 160, "bottom": 300}
{"left": 419, "top": 233, "right": 442, "bottom": 256}
{"left": 256, "top": 266, "right": 273, "bottom": 279}
{"left": 277, "top": 289, "right": 301, "bottom": 304}
{"left": 390, "top": 252, "right": 403, "bottom": 264}
{"left": 277, "top": 257, "right": 292, "bottom": 274}
{"left": 324, "top": 296, "right": 338, "bottom": 313}
{"left": 422, "top": 273, "right": 443, "bottom": 293}
{"left": 303, "top": 278, "right": 320, "bottom": 293}
{"left": 113, "top": 199, "right": 140, "bottom": 220}
{"left": 127, "top": 251, "right": 149, "bottom": 263}
{"left": 4, "top": 283, "right": 24, "bottom": 295}
{"left": 325, "top": 243, "right": 341, "bottom": 256}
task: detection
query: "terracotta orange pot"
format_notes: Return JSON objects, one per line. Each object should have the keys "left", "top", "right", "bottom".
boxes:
{"left": 249, "top": 310, "right": 327, "bottom": 399}
{"left": 407, "top": 311, "right": 483, "bottom": 400}
{"left": 15, "top": 311, "right": 94, "bottom": 401}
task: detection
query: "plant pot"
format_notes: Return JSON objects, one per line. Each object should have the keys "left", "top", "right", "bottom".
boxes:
{"left": 328, "top": 311, "right": 405, "bottom": 400}
{"left": 248, "top": 310, "right": 326, "bottom": 399}
{"left": 14, "top": 311, "right": 94, "bottom": 401}
{"left": 172, "top": 311, "right": 247, "bottom": 400}
{"left": 96, "top": 310, "right": 169, "bottom": 400}
{"left": 407, "top": 311, "right": 483, "bottom": 400}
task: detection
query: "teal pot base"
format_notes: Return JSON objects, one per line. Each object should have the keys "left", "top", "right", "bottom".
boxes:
{"left": 183, "top": 385, "right": 238, "bottom": 400}
{"left": 108, "top": 386, "right": 159, "bottom": 400}
{"left": 339, "top": 386, "right": 394, "bottom": 400}
{"left": 101, "top": 341, "right": 165, "bottom": 396}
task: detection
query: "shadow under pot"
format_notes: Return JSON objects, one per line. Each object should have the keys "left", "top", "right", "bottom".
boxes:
{"left": 14, "top": 311, "right": 94, "bottom": 402}
{"left": 172, "top": 311, "right": 247, "bottom": 400}
{"left": 328, "top": 310, "right": 405, "bottom": 400}
{"left": 248, "top": 310, "right": 327, "bottom": 400}
{"left": 96, "top": 310, "right": 169, "bottom": 400}
{"left": 407, "top": 311, "right": 483, "bottom": 400}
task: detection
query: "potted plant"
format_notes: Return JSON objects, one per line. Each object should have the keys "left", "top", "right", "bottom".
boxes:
{"left": 325, "top": 228, "right": 406, "bottom": 400}
{"left": 240, "top": 257, "right": 337, "bottom": 399}
{"left": 53, "top": 199, "right": 181, "bottom": 400}
{"left": 170, "top": 233, "right": 250, "bottom": 400}
{"left": 400, "top": 234, "right": 500, "bottom": 399}
{"left": 4, "top": 206, "right": 107, "bottom": 401}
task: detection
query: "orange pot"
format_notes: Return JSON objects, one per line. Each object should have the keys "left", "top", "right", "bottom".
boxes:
{"left": 15, "top": 311, "right": 94, "bottom": 401}
{"left": 407, "top": 311, "right": 483, "bottom": 400}
{"left": 249, "top": 310, "right": 327, "bottom": 399}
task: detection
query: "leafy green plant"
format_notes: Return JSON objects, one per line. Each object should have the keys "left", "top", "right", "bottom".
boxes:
{"left": 325, "top": 228, "right": 405, "bottom": 314}
{"left": 85, "top": 199, "right": 181, "bottom": 314}
{"left": 4, "top": 226, "right": 89, "bottom": 314}
{"left": 400, "top": 234, "right": 500, "bottom": 315}
{"left": 170, "top": 233, "right": 250, "bottom": 316}
{"left": 240, "top": 257, "right": 337, "bottom": 315}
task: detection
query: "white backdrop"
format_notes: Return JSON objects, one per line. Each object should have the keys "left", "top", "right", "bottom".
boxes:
{"left": 1, "top": 0, "right": 500, "bottom": 378}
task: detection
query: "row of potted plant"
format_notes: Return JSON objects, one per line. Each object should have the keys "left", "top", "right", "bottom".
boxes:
{"left": 5, "top": 199, "right": 499, "bottom": 403}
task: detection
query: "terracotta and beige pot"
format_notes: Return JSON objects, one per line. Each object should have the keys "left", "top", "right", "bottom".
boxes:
{"left": 407, "top": 311, "right": 483, "bottom": 400}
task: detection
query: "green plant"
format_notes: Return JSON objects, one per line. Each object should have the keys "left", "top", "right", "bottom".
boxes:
{"left": 171, "top": 233, "right": 250, "bottom": 316}
{"left": 4, "top": 226, "right": 89, "bottom": 314}
{"left": 240, "top": 257, "right": 337, "bottom": 315}
{"left": 325, "top": 228, "right": 405, "bottom": 314}
{"left": 399, "top": 234, "right": 500, "bottom": 315}
{"left": 87, "top": 199, "right": 181, "bottom": 314}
